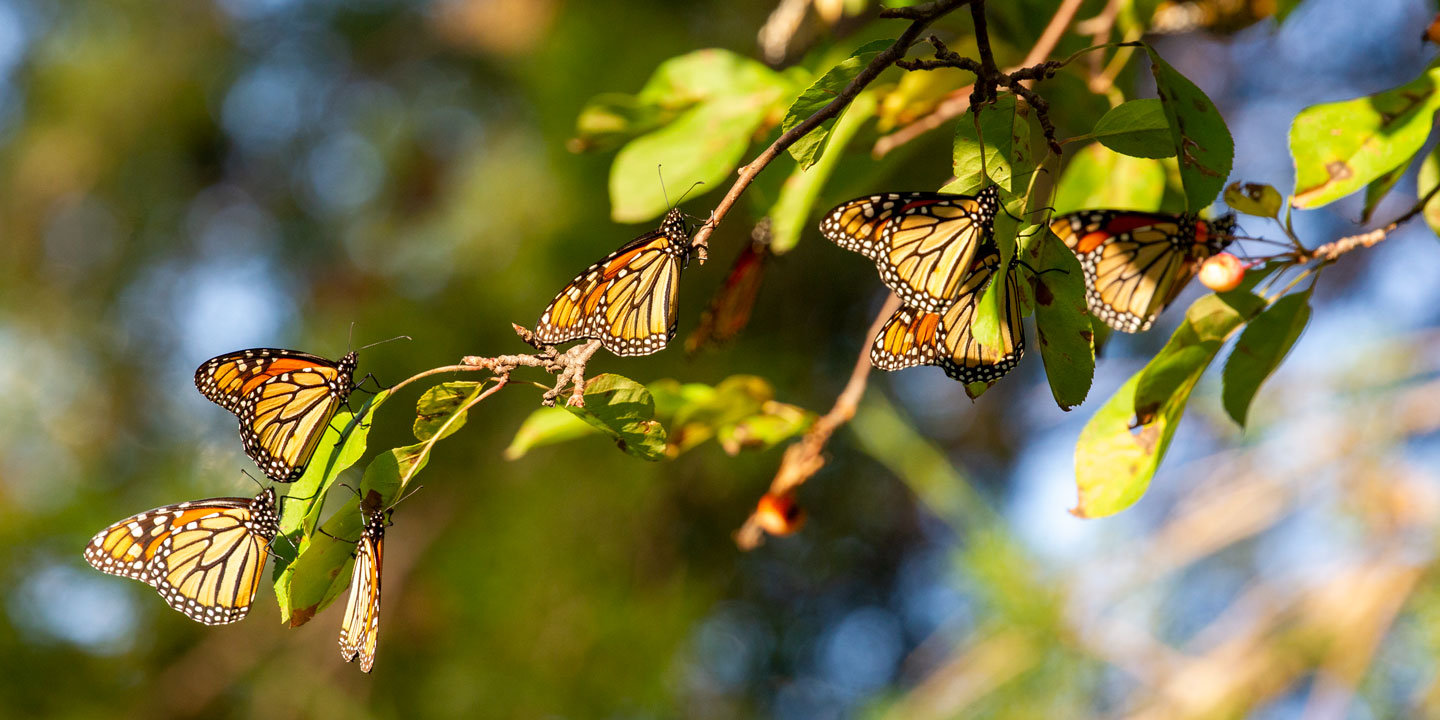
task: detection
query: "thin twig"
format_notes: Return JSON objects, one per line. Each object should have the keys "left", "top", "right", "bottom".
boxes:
{"left": 1304, "top": 183, "right": 1440, "bottom": 262}
{"left": 873, "top": 0, "right": 1084, "bottom": 158}
{"left": 689, "top": 0, "right": 971, "bottom": 262}
{"left": 735, "top": 293, "right": 903, "bottom": 550}
{"left": 457, "top": 325, "right": 599, "bottom": 407}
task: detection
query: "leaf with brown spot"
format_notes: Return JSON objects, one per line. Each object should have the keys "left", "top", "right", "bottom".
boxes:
{"left": 1291, "top": 61, "right": 1440, "bottom": 208}
{"left": 1146, "top": 46, "right": 1234, "bottom": 210}
{"left": 1024, "top": 227, "right": 1093, "bottom": 410}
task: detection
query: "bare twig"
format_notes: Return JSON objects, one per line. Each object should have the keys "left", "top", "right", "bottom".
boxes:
{"left": 689, "top": 0, "right": 971, "bottom": 262}
{"left": 873, "top": 0, "right": 1084, "bottom": 158}
{"left": 457, "top": 325, "right": 599, "bottom": 407}
{"left": 735, "top": 293, "right": 903, "bottom": 550}
{"left": 1304, "top": 183, "right": 1440, "bottom": 262}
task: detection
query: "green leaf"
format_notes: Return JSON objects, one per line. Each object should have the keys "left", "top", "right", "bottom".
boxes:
{"left": 275, "top": 390, "right": 391, "bottom": 552}
{"left": 572, "top": 93, "right": 681, "bottom": 152}
{"left": 609, "top": 50, "right": 791, "bottom": 222}
{"left": 952, "top": 94, "right": 1036, "bottom": 195}
{"left": 1147, "top": 47, "right": 1235, "bottom": 210}
{"left": 1362, "top": 159, "right": 1410, "bottom": 223}
{"left": 504, "top": 407, "right": 598, "bottom": 460}
{"left": 968, "top": 210, "right": 1022, "bottom": 349}
{"left": 1420, "top": 145, "right": 1440, "bottom": 237}
{"left": 1074, "top": 292, "right": 1260, "bottom": 517}
{"left": 413, "top": 381, "right": 483, "bottom": 442}
{"left": 1290, "top": 61, "right": 1440, "bottom": 209}
{"left": 1028, "top": 229, "right": 1094, "bottom": 410}
{"left": 278, "top": 381, "right": 491, "bottom": 625}
{"left": 1134, "top": 291, "right": 1265, "bottom": 425}
{"left": 770, "top": 91, "right": 878, "bottom": 254}
{"left": 562, "top": 373, "right": 668, "bottom": 461}
{"left": 1091, "top": 99, "right": 1175, "bottom": 159}
{"left": 1222, "top": 288, "right": 1313, "bottom": 427}
{"left": 667, "top": 375, "right": 772, "bottom": 455}
{"left": 1223, "top": 181, "right": 1283, "bottom": 218}
{"left": 715, "top": 402, "right": 812, "bottom": 455}
{"left": 1053, "top": 143, "right": 1166, "bottom": 214}
{"left": 782, "top": 39, "right": 890, "bottom": 169}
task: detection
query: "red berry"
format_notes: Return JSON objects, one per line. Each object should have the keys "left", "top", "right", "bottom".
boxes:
{"left": 754, "top": 493, "right": 805, "bottom": 536}
{"left": 1199, "top": 253, "right": 1245, "bottom": 292}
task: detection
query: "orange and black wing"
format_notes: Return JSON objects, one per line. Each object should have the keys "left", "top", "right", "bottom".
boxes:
{"left": 83, "top": 488, "right": 279, "bottom": 625}
{"left": 871, "top": 249, "right": 1024, "bottom": 385}
{"left": 821, "top": 186, "right": 1000, "bottom": 312}
{"left": 536, "top": 208, "right": 692, "bottom": 357}
{"left": 195, "top": 349, "right": 358, "bottom": 482}
{"left": 1050, "top": 211, "right": 1235, "bottom": 333}
{"left": 339, "top": 509, "right": 385, "bottom": 673}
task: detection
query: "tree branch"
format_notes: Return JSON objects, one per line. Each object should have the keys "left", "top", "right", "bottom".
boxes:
{"left": 688, "top": 0, "right": 971, "bottom": 262}
{"left": 873, "top": 0, "right": 1085, "bottom": 158}
{"left": 1303, "top": 183, "right": 1440, "bottom": 262}
{"left": 735, "top": 293, "right": 903, "bottom": 550}
{"left": 457, "top": 325, "right": 600, "bottom": 407}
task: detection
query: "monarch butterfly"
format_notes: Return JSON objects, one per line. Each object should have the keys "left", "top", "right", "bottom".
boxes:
{"left": 870, "top": 248, "right": 1025, "bottom": 385}
{"left": 1049, "top": 210, "right": 1236, "bottom": 333}
{"left": 195, "top": 348, "right": 358, "bottom": 483}
{"left": 685, "top": 220, "right": 772, "bottom": 354}
{"left": 535, "top": 208, "right": 693, "bottom": 357}
{"left": 83, "top": 488, "right": 279, "bottom": 625}
{"left": 820, "top": 185, "right": 1000, "bottom": 312}
{"left": 339, "top": 506, "right": 387, "bottom": 673}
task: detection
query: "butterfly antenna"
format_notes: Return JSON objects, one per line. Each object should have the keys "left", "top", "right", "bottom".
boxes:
{"left": 348, "top": 321, "right": 356, "bottom": 354}
{"left": 358, "top": 335, "right": 412, "bottom": 351}
{"left": 389, "top": 483, "right": 426, "bottom": 511}
{"left": 658, "top": 165, "right": 671, "bottom": 210}
{"left": 675, "top": 181, "right": 704, "bottom": 207}
{"left": 240, "top": 468, "right": 265, "bottom": 492}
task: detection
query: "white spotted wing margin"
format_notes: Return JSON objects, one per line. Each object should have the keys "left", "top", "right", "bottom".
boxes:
{"left": 83, "top": 488, "right": 280, "bottom": 626}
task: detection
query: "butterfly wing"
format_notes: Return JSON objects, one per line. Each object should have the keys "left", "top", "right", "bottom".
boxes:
{"left": 196, "top": 349, "right": 357, "bottom": 483}
{"left": 1051, "top": 211, "right": 1235, "bottom": 333}
{"left": 84, "top": 489, "right": 279, "bottom": 625}
{"left": 821, "top": 186, "right": 1000, "bottom": 312}
{"left": 536, "top": 209, "right": 691, "bottom": 357}
{"left": 934, "top": 251, "right": 1025, "bottom": 384}
{"left": 870, "top": 306, "right": 945, "bottom": 371}
{"left": 339, "top": 511, "right": 384, "bottom": 673}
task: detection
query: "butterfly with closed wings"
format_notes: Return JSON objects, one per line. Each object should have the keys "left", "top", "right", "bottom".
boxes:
{"left": 870, "top": 247, "right": 1025, "bottom": 385}
{"left": 1050, "top": 210, "right": 1236, "bottom": 333}
{"left": 339, "top": 505, "right": 387, "bottom": 673}
{"left": 83, "top": 488, "right": 280, "bottom": 625}
{"left": 820, "top": 185, "right": 1001, "bottom": 312}
{"left": 536, "top": 208, "right": 694, "bottom": 357}
{"left": 195, "top": 348, "right": 358, "bottom": 483}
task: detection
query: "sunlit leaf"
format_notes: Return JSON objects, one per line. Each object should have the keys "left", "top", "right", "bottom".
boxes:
{"left": 1147, "top": 47, "right": 1234, "bottom": 210}
{"left": 414, "top": 381, "right": 483, "bottom": 442}
{"left": 1074, "top": 292, "right": 1262, "bottom": 518}
{"left": 1420, "top": 145, "right": 1440, "bottom": 238}
{"left": 504, "top": 407, "right": 598, "bottom": 460}
{"left": 1362, "top": 160, "right": 1410, "bottom": 223}
{"left": 782, "top": 38, "right": 889, "bottom": 169}
{"left": 1091, "top": 99, "right": 1175, "bottom": 159}
{"left": 572, "top": 93, "right": 682, "bottom": 152}
{"left": 716, "top": 402, "right": 813, "bottom": 455}
{"left": 609, "top": 50, "right": 792, "bottom": 222}
{"left": 1222, "top": 287, "right": 1313, "bottom": 427}
{"left": 1027, "top": 229, "right": 1094, "bottom": 410}
{"left": 1053, "top": 143, "right": 1166, "bottom": 214}
{"left": 562, "top": 373, "right": 668, "bottom": 461}
{"left": 1223, "top": 181, "right": 1283, "bottom": 218}
{"left": 1290, "top": 61, "right": 1440, "bottom": 209}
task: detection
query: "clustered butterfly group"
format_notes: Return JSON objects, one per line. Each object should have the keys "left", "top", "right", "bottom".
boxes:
{"left": 85, "top": 165, "right": 1235, "bottom": 673}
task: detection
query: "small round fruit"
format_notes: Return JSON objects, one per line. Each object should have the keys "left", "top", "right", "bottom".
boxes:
{"left": 1199, "top": 253, "right": 1245, "bottom": 292}
{"left": 754, "top": 492, "right": 805, "bottom": 536}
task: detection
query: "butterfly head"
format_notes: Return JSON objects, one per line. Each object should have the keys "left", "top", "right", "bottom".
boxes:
{"left": 1201, "top": 213, "right": 1238, "bottom": 252}
{"left": 660, "top": 207, "right": 690, "bottom": 242}
{"left": 976, "top": 185, "right": 1001, "bottom": 217}
{"left": 338, "top": 351, "right": 359, "bottom": 385}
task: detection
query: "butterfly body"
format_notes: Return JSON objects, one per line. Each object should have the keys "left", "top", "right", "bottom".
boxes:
{"left": 83, "top": 488, "right": 279, "bottom": 625}
{"left": 195, "top": 348, "right": 358, "bottom": 482}
{"left": 1050, "top": 210, "right": 1235, "bottom": 333}
{"left": 339, "top": 507, "right": 387, "bottom": 672}
{"left": 870, "top": 249, "right": 1025, "bottom": 384}
{"left": 536, "top": 208, "right": 693, "bottom": 357}
{"left": 820, "top": 186, "right": 1001, "bottom": 312}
